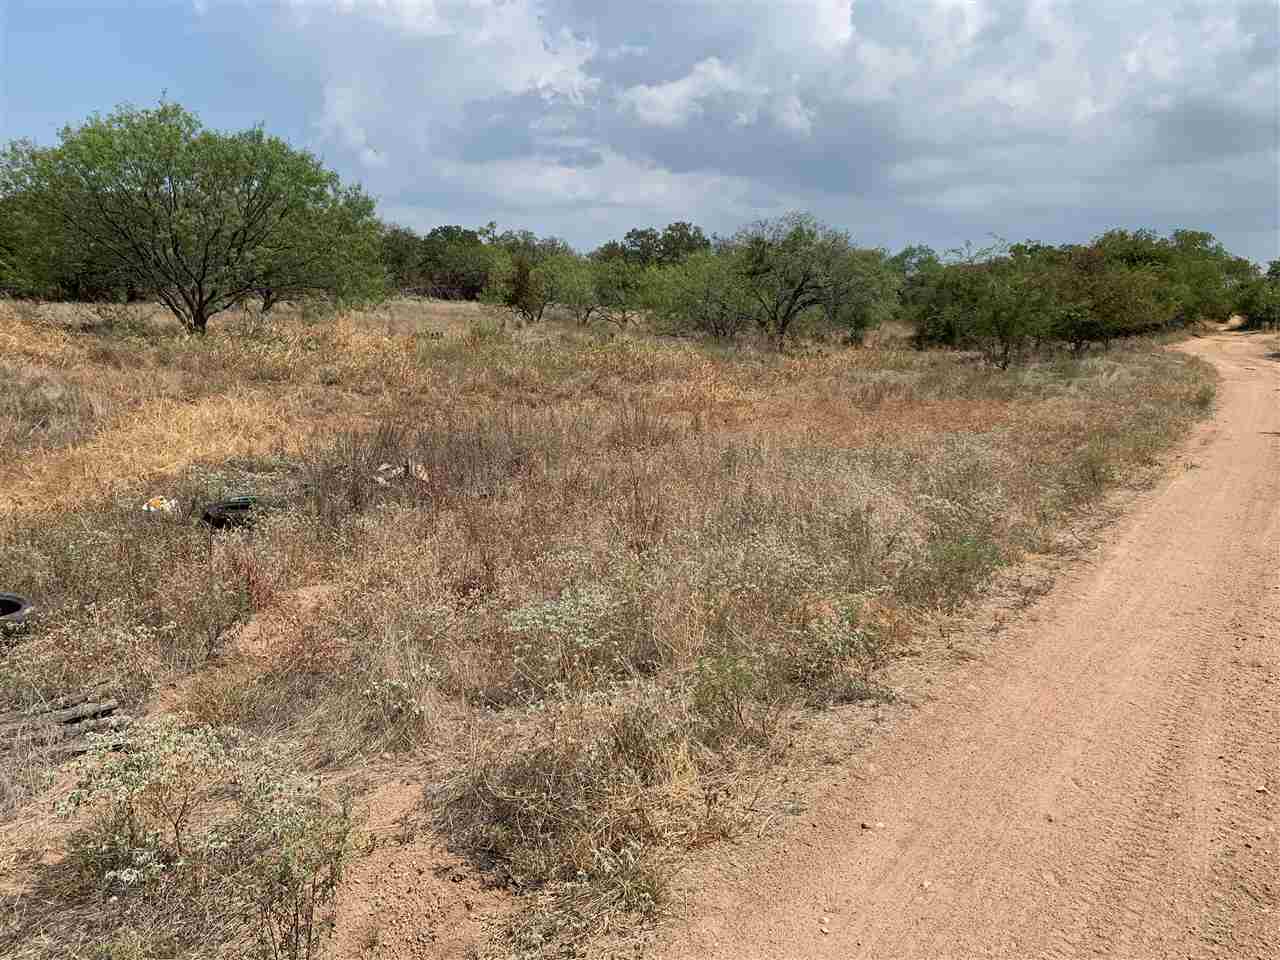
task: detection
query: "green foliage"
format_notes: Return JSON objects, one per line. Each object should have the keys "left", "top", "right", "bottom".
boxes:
{"left": 1234, "top": 272, "right": 1280, "bottom": 330}
{"left": 487, "top": 251, "right": 549, "bottom": 326}
{"left": 909, "top": 241, "right": 1054, "bottom": 366}
{"left": 595, "top": 221, "right": 711, "bottom": 268}
{"left": 592, "top": 239, "right": 628, "bottom": 262}
{"left": 421, "top": 224, "right": 496, "bottom": 300}
{"left": 657, "top": 220, "right": 712, "bottom": 264}
{"left": 378, "top": 222, "right": 576, "bottom": 304}
{"left": 623, "top": 227, "right": 663, "bottom": 267}
{"left": 539, "top": 253, "right": 600, "bottom": 325}
{"left": 906, "top": 227, "right": 1255, "bottom": 362}
{"left": 0, "top": 140, "right": 125, "bottom": 300}
{"left": 593, "top": 257, "right": 654, "bottom": 327}
{"left": 649, "top": 249, "right": 753, "bottom": 339}
{"left": 1090, "top": 228, "right": 1251, "bottom": 325}
{"left": 726, "top": 211, "right": 900, "bottom": 343}
{"left": 643, "top": 214, "right": 899, "bottom": 345}
{"left": 1044, "top": 246, "right": 1174, "bottom": 349}
{"left": 2, "top": 101, "right": 383, "bottom": 332}
{"left": 508, "top": 254, "right": 548, "bottom": 324}
{"left": 378, "top": 222, "right": 428, "bottom": 293}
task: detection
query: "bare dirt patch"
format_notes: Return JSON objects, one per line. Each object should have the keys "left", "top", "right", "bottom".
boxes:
{"left": 328, "top": 779, "right": 514, "bottom": 960}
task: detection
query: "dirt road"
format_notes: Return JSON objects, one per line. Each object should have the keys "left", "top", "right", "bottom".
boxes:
{"left": 656, "top": 331, "right": 1279, "bottom": 959}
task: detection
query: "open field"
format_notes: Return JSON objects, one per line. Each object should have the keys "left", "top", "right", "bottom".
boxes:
{"left": 0, "top": 298, "right": 1217, "bottom": 957}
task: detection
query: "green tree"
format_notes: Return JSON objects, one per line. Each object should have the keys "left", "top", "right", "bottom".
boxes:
{"left": 593, "top": 257, "right": 653, "bottom": 327}
{"left": 249, "top": 184, "right": 385, "bottom": 314}
{"left": 421, "top": 225, "right": 494, "bottom": 300}
{"left": 623, "top": 227, "right": 663, "bottom": 267}
{"left": 538, "top": 253, "right": 600, "bottom": 325}
{"left": 726, "top": 212, "right": 895, "bottom": 345}
{"left": 962, "top": 252, "right": 1055, "bottom": 368}
{"left": 650, "top": 248, "right": 753, "bottom": 340}
{"left": 1093, "top": 228, "right": 1248, "bottom": 326}
{"left": 657, "top": 220, "right": 711, "bottom": 265}
{"left": 2, "top": 102, "right": 382, "bottom": 332}
{"left": 484, "top": 250, "right": 550, "bottom": 326}
{"left": 911, "top": 242, "right": 1053, "bottom": 366}
{"left": 591, "top": 239, "right": 628, "bottom": 263}
{"left": 380, "top": 223, "right": 427, "bottom": 294}
{"left": 507, "top": 254, "right": 548, "bottom": 324}
{"left": 1234, "top": 271, "right": 1280, "bottom": 330}
{"left": 1, "top": 141, "right": 125, "bottom": 299}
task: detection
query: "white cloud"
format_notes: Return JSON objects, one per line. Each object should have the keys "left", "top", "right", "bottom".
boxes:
{"left": 284, "top": 0, "right": 450, "bottom": 36}
{"left": 619, "top": 57, "right": 763, "bottom": 127}
{"left": 772, "top": 94, "right": 815, "bottom": 136}
{"left": 848, "top": 38, "right": 919, "bottom": 101}
{"left": 317, "top": 83, "right": 389, "bottom": 168}
{"left": 186, "top": 0, "right": 1278, "bottom": 260}
{"left": 1125, "top": 27, "right": 1182, "bottom": 82}
{"left": 811, "top": 0, "right": 854, "bottom": 51}
{"left": 285, "top": 0, "right": 597, "bottom": 101}
{"left": 924, "top": 0, "right": 993, "bottom": 64}
{"left": 437, "top": 146, "right": 786, "bottom": 225}
{"left": 602, "top": 42, "right": 648, "bottom": 61}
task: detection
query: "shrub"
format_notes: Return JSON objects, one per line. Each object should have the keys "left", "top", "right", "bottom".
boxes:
{"left": 506, "top": 583, "right": 658, "bottom": 697}
{"left": 434, "top": 693, "right": 690, "bottom": 934}
{"left": 1234, "top": 275, "right": 1280, "bottom": 330}
{"left": 56, "top": 717, "right": 355, "bottom": 960}
{"left": 649, "top": 249, "right": 753, "bottom": 340}
{"left": 690, "top": 646, "right": 789, "bottom": 745}
{"left": 722, "top": 212, "right": 900, "bottom": 345}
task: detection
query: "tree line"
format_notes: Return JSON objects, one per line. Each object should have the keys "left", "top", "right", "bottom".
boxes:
{"left": 3, "top": 101, "right": 1276, "bottom": 349}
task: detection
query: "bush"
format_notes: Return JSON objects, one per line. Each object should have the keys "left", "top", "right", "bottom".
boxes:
{"left": 1234, "top": 275, "right": 1280, "bottom": 330}
{"left": 649, "top": 250, "right": 753, "bottom": 340}
{"left": 56, "top": 717, "right": 355, "bottom": 960}
{"left": 482, "top": 251, "right": 549, "bottom": 327}
{"left": 539, "top": 253, "right": 601, "bottom": 326}
{"left": 908, "top": 230, "right": 1255, "bottom": 361}
{"left": 724, "top": 212, "right": 900, "bottom": 344}
{"left": 913, "top": 245, "right": 1053, "bottom": 367}
{"left": 502, "top": 579, "right": 660, "bottom": 700}
{"left": 593, "top": 258, "right": 653, "bottom": 327}
{"left": 434, "top": 694, "right": 689, "bottom": 937}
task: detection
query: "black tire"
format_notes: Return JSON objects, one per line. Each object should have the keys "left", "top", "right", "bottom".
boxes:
{"left": 200, "top": 496, "right": 258, "bottom": 531}
{"left": 0, "top": 593, "right": 33, "bottom": 626}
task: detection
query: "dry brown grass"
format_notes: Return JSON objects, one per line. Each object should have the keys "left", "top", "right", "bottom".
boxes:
{"left": 0, "top": 296, "right": 1215, "bottom": 957}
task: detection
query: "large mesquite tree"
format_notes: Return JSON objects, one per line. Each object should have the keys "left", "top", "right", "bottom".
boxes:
{"left": 1, "top": 102, "right": 383, "bottom": 332}
{"left": 729, "top": 212, "right": 900, "bottom": 344}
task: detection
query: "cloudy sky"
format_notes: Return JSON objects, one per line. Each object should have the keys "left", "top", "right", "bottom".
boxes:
{"left": 2, "top": 0, "right": 1277, "bottom": 261}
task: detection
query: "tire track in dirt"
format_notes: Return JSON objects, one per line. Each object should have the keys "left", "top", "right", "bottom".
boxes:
{"left": 651, "top": 332, "right": 1280, "bottom": 960}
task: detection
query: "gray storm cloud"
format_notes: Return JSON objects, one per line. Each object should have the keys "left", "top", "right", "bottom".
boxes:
{"left": 201, "top": 0, "right": 1278, "bottom": 260}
